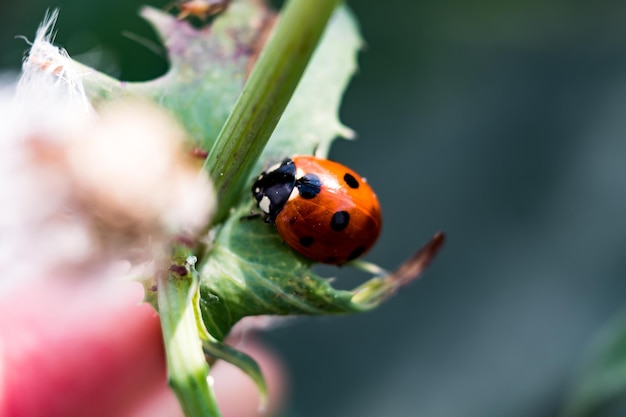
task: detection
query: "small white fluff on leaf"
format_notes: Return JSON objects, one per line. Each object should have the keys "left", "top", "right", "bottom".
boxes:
{"left": 0, "top": 11, "right": 214, "bottom": 285}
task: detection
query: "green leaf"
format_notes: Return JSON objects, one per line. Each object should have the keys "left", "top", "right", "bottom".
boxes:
{"left": 76, "top": 1, "right": 357, "bottom": 195}
{"left": 199, "top": 205, "right": 360, "bottom": 340}
{"left": 563, "top": 311, "right": 626, "bottom": 417}
{"left": 198, "top": 205, "right": 444, "bottom": 340}
{"left": 77, "top": 0, "right": 272, "bottom": 152}
{"left": 202, "top": 339, "right": 268, "bottom": 406}
{"left": 193, "top": 268, "right": 269, "bottom": 406}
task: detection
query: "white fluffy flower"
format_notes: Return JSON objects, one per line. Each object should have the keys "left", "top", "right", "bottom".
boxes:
{"left": 0, "top": 11, "right": 215, "bottom": 286}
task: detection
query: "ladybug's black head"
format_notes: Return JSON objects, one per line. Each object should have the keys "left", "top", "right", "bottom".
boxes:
{"left": 251, "top": 158, "right": 296, "bottom": 222}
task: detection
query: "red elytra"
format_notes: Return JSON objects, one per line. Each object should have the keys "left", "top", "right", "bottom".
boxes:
{"left": 252, "top": 155, "right": 382, "bottom": 265}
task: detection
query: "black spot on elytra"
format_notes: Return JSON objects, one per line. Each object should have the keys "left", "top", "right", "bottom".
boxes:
{"left": 347, "top": 246, "right": 366, "bottom": 261}
{"left": 343, "top": 173, "right": 359, "bottom": 189}
{"left": 330, "top": 211, "right": 350, "bottom": 231}
{"left": 299, "top": 236, "right": 314, "bottom": 247}
{"left": 296, "top": 174, "right": 322, "bottom": 199}
{"left": 325, "top": 256, "right": 339, "bottom": 264}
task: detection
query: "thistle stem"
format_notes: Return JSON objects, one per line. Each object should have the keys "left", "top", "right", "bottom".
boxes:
{"left": 204, "top": 0, "right": 343, "bottom": 223}
{"left": 157, "top": 251, "right": 221, "bottom": 417}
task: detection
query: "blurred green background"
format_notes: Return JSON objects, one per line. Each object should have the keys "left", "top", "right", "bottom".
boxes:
{"left": 3, "top": 1, "right": 626, "bottom": 416}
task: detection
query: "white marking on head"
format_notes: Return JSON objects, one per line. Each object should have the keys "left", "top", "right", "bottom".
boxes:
{"left": 295, "top": 167, "right": 306, "bottom": 180}
{"left": 259, "top": 195, "right": 271, "bottom": 213}
{"left": 288, "top": 187, "right": 300, "bottom": 201}
{"left": 254, "top": 187, "right": 260, "bottom": 194}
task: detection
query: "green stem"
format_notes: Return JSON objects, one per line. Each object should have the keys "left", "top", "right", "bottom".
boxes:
{"left": 204, "top": 0, "right": 343, "bottom": 223}
{"left": 158, "top": 251, "right": 221, "bottom": 417}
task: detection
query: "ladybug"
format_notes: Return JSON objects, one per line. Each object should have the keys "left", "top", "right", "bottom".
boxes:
{"left": 252, "top": 155, "right": 382, "bottom": 265}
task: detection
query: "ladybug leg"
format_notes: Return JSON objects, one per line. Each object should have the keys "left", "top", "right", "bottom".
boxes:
{"left": 240, "top": 212, "right": 261, "bottom": 221}
{"left": 240, "top": 211, "right": 276, "bottom": 224}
